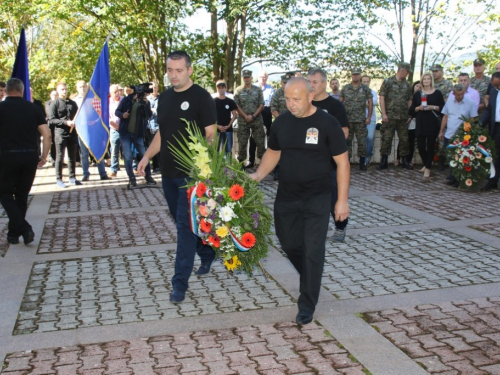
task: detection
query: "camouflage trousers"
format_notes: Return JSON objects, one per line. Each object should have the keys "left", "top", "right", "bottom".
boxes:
{"left": 237, "top": 121, "right": 266, "bottom": 163}
{"left": 379, "top": 119, "right": 409, "bottom": 157}
{"left": 347, "top": 122, "right": 368, "bottom": 158}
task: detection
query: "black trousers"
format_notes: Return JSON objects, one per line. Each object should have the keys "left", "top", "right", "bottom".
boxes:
{"left": 417, "top": 135, "right": 437, "bottom": 169}
{"left": 0, "top": 152, "right": 38, "bottom": 237}
{"left": 489, "top": 125, "right": 500, "bottom": 184}
{"left": 49, "top": 125, "right": 56, "bottom": 161}
{"left": 331, "top": 170, "right": 348, "bottom": 230}
{"left": 261, "top": 106, "right": 273, "bottom": 135}
{"left": 54, "top": 128, "right": 78, "bottom": 181}
{"left": 274, "top": 193, "right": 331, "bottom": 314}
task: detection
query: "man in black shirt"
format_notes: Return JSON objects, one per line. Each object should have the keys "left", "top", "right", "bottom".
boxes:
{"left": 0, "top": 78, "right": 51, "bottom": 245}
{"left": 307, "top": 68, "right": 350, "bottom": 243}
{"left": 137, "top": 51, "right": 217, "bottom": 304}
{"left": 250, "top": 77, "right": 350, "bottom": 325}
{"left": 48, "top": 82, "right": 80, "bottom": 188}
{"left": 214, "top": 79, "right": 238, "bottom": 155}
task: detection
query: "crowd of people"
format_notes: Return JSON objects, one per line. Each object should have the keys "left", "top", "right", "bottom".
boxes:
{"left": 1, "top": 54, "right": 499, "bottom": 325}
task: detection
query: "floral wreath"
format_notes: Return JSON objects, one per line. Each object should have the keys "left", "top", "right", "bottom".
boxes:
{"left": 446, "top": 117, "right": 496, "bottom": 189}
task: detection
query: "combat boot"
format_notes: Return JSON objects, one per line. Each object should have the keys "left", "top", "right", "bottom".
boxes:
{"left": 402, "top": 157, "right": 414, "bottom": 170}
{"left": 377, "top": 155, "right": 388, "bottom": 170}
{"left": 359, "top": 157, "right": 367, "bottom": 171}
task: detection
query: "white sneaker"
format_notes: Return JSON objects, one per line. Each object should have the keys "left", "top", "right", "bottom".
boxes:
{"left": 56, "top": 180, "right": 67, "bottom": 189}
{"left": 68, "top": 178, "right": 81, "bottom": 186}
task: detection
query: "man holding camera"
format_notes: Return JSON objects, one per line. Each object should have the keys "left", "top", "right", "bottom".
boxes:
{"left": 115, "top": 84, "right": 156, "bottom": 188}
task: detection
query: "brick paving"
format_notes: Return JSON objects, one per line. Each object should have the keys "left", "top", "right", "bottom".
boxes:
{"left": 471, "top": 222, "right": 500, "bottom": 239}
{"left": 0, "top": 222, "right": 8, "bottom": 257}
{"left": 322, "top": 228, "right": 500, "bottom": 299}
{"left": 363, "top": 297, "right": 500, "bottom": 374}
{"left": 384, "top": 190, "right": 500, "bottom": 221}
{"left": 2, "top": 321, "right": 368, "bottom": 375}
{"left": 38, "top": 210, "right": 177, "bottom": 253}
{"left": 14, "top": 251, "right": 294, "bottom": 335}
{"left": 49, "top": 187, "right": 166, "bottom": 214}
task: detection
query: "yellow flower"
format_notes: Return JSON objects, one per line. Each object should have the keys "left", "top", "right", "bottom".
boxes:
{"left": 199, "top": 164, "right": 212, "bottom": 179}
{"left": 224, "top": 255, "right": 242, "bottom": 271}
{"left": 189, "top": 142, "right": 208, "bottom": 153}
{"left": 216, "top": 226, "right": 229, "bottom": 238}
{"left": 463, "top": 122, "right": 471, "bottom": 132}
{"left": 194, "top": 152, "right": 211, "bottom": 167}
{"left": 464, "top": 134, "right": 471, "bottom": 141}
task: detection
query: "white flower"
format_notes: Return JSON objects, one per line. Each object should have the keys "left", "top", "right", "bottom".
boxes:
{"left": 220, "top": 206, "right": 236, "bottom": 222}
{"left": 450, "top": 161, "right": 457, "bottom": 167}
{"left": 470, "top": 146, "right": 475, "bottom": 151}
{"left": 485, "top": 157, "right": 492, "bottom": 163}
{"left": 207, "top": 199, "right": 216, "bottom": 210}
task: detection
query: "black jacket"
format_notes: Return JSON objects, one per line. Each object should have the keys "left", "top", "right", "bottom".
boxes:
{"left": 115, "top": 94, "right": 152, "bottom": 138}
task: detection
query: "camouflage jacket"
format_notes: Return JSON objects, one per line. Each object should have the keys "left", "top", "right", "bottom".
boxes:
{"left": 434, "top": 79, "right": 453, "bottom": 101}
{"left": 270, "top": 88, "right": 288, "bottom": 115}
{"left": 340, "top": 83, "right": 373, "bottom": 122}
{"left": 470, "top": 76, "right": 491, "bottom": 101}
{"left": 234, "top": 84, "right": 264, "bottom": 123}
{"left": 379, "top": 75, "right": 412, "bottom": 120}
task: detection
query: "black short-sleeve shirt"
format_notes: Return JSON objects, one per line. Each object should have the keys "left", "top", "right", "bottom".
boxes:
{"left": 268, "top": 109, "right": 347, "bottom": 200}
{"left": 312, "top": 96, "right": 350, "bottom": 128}
{"left": 157, "top": 84, "right": 217, "bottom": 178}
{"left": 214, "top": 97, "right": 237, "bottom": 131}
{"left": 0, "top": 97, "right": 46, "bottom": 151}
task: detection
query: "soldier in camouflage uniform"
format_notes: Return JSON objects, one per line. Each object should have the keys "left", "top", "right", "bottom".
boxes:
{"left": 340, "top": 68, "right": 373, "bottom": 170}
{"left": 378, "top": 62, "right": 413, "bottom": 170}
{"left": 431, "top": 64, "right": 453, "bottom": 101}
{"left": 470, "top": 58, "right": 491, "bottom": 115}
{"left": 270, "top": 74, "right": 291, "bottom": 118}
{"left": 234, "top": 70, "right": 265, "bottom": 168}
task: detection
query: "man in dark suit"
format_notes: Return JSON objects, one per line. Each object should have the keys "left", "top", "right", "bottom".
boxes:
{"left": 481, "top": 72, "right": 500, "bottom": 191}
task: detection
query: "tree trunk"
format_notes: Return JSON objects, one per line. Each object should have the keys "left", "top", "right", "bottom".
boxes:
{"left": 210, "top": 1, "right": 220, "bottom": 83}
{"left": 235, "top": 11, "right": 247, "bottom": 89}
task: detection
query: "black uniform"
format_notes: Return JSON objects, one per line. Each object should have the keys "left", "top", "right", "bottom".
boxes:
{"left": 0, "top": 97, "right": 46, "bottom": 241}
{"left": 48, "top": 98, "right": 78, "bottom": 181}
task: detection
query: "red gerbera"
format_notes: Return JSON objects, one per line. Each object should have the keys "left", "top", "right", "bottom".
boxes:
{"left": 462, "top": 139, "right": 470, "bottom": 146}
{"left": 463, "top": 157, "right": 470, "bottom": 164}
{"left": 196, "top": 182, "right": 207, "bottom": 198}
{"left": 208, "top": 235, "right": 221, "bottom": 248}
{"left": 229, "top": 184, "right": 245, "bottom": 201}
{"left": 200, "top": 218, "right": 211, "bottom": 233}
{"left": 464, "top": 165, "right": 472, "bottom": 172}
{"left": 241, "top": 232, "right": 256, "bottom": 248}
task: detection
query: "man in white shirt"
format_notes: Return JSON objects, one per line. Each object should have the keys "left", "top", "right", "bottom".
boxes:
{"left": 448, "top": 73, "right": 480, "bottom": 110}
{"left": 108, "top": 84, "right": 123, "bottom": 177}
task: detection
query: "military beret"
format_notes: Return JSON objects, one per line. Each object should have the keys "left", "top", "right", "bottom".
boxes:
{"left": 351, "top": 67, "right": 362, "bottom": 74}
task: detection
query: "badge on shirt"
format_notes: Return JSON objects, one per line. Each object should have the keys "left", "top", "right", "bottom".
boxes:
{"left": 305, "top": 128, "right": 319, "bottom": 144}
{"left": 225, "top": 104, "right": 229, "bottom": 109}
{"left": 181, "top": 101, "right": 190, "bottom": 110}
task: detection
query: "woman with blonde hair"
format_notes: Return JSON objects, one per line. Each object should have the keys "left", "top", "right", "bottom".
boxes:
{"left": 409, "top": 71, "right": 445, "bottom": 181}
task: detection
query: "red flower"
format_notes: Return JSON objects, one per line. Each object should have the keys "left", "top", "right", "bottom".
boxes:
{"left": 187, "top": 186, "right": 195, "bottom": 199}
{"left": 208, "top": 235, "right": 221, "bottom": 248}
{"left": 202, "top": 239, "right": 207, "bottom": 245}
{"left": 200, "top": 218, "right": 211, "bottom": 233}
{"left": 229, "top": 184, "right": 245, "bottom": 201}
{"left": 462, "top": 139, "right": 470, "bottom": 146}
{"left": 241, "top": 232, "right": 256, "bottom": 248}
{"left": 463, "top": 157, "right": 470, "bottom": 164}
{"left": 196, "top": 182, "right": 207, "bottom": 198}
{"left": 464, "top": 165, "right": 472, "bottom": 172}
{"left": 433, "top": 155, "right": 440, "bottom": 162}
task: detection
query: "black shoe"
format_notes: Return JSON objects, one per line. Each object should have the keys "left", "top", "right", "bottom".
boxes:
{"left": 296, "top": 311, "right": 313, "bottom": 325}
{"left": 438, "top": 157, "right": 445, "bottom": 171}
{"left": 100, "top": 175, "right": 111, "bottom": 181}
{"left": 7, "top": 236, "right": 19, "bottom": 245}
{"left": 145, "top": 176, "right": 157, "bottom": 185}
{"left": 22, "top": 230, "right": 35, "bottom": 245}
{"left": 128, "top": 179, "right": 137, "bottom": 189}
{"left": 243, "top": 163, "right": 255, "bottom": 170}
{"left": 446, "top": 178, "right": 457, "bottom": 186}
{"left": 359, "top": 157, "right": 367, "bottom": 171}
{"left": 377, "top": 155, "right": 388, "bottom": 170}
{"left": 481, "top": 182, "right": 498, "bottom": 191}
{"left": 169, "top": 289, "right": 185, "bottom": 303}
{"left": 82, "top": 176, "right": 90, "bottom": 182}
{"left": 402, "top": 157, "right": 414, "bottom": 170}
{"left": 195, "top": 259, "right": 214, "bottom": 275}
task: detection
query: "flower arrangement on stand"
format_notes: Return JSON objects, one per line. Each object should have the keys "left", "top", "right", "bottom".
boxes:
{"left": 169, "top": 120, "right": 273, "bottom": 275}
{"left": 446, "top": 117, "right": 496, "bottom": 190}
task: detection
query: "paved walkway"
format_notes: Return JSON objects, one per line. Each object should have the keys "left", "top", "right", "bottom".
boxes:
{"left": 1, "top": 163, "right": 500, "bottom": 374}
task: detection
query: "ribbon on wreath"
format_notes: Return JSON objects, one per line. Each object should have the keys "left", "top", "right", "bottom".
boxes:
{"left": 476, "top": 144, "right": 496, "bottom": 178}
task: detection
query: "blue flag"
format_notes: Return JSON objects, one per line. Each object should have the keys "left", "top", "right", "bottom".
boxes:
{"left": 74, "top": 42, "right": 110, "bottom": 163}
{"left": 11, "top": 28, "right": 31, "bottom": 102}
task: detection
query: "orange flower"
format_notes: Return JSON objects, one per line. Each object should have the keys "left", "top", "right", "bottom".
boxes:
{"left": 241, "top": 232, "right": 256, "bottom": 248}
{"left": 208, "top": 235, "right": 221, "bottom": 248}
{"left": 196, "top": 182, "right": 207, "bottom": 198}
{"left": 200, "top": 218, "right": 211, "bottom": 233}
{"left": 229, "top": 184, "right": 245, "bottom": 201}
{"left": 199, "top": 205, "right": 210, "bottom": 217}
{"left": 463, "top": 134, "right": 471, "bottom": 141}
{"left": 462, "top": 139, "right": 469, "bottom": 146}
{"left": 463, "top": 122, "right": 471, "bottom": 132}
